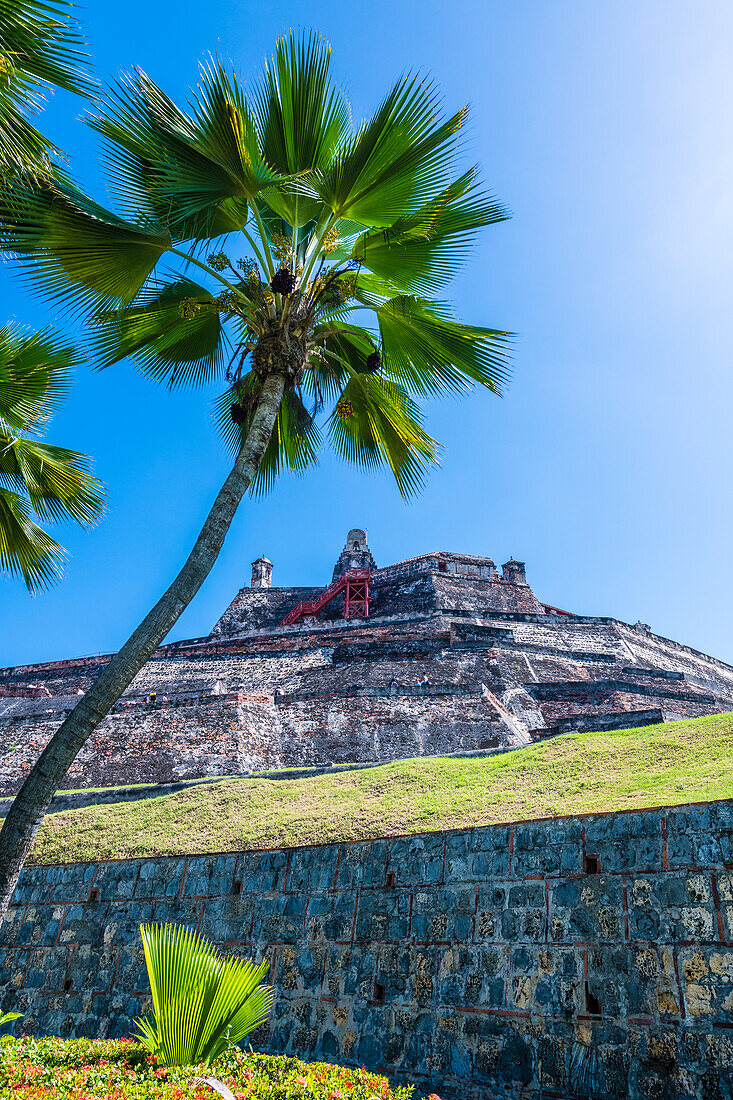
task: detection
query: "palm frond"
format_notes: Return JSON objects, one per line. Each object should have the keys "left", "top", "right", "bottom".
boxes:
{"left": 0, "top": 485, "right": 66, "bottom": 590}
{"left": 0, "top": 321, "right": 103, "bottom": 591}
{"left": 0, "top": 1, "right": 92, "bottom": 96}
{"left": 87, "top": 62, "right": 280, "bottom": 239}
{"left": 0, "top": 105, "right": 59, "bottom": 179}
{"left": 352, "top": 167, "right": 510, "bottom": 292}
{"left": 301, "top": 75, "right": 466, "bottom": 227}
{"left": 0, "top": 436, "right": 104, "bottom": 525}
{"left": 0, "top": 176, "right": 171, "bottom": 313}
{"left": 327, "top": 373, "right": 439, "bottom": 497}
{"left": 375, "top": 295, "right": 512, "bottom": 396}
{"left": 0, "top": 323, "right": 77, "bottom": 433}
{"left": 250, "top": 31, "right": 350, "bottom": 230}
{"left": 252, "top": 31, "right": 350, "bottom": 174}
{"left": 0, "top": 0, "right": 94, "bottom": 176}
{"left": 89, "top": 277, "right": 229, "bottom": 387}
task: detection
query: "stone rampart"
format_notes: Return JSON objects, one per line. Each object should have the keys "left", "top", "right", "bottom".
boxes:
{"left": 3, "top": 802, "right": 733, "bottom": 1099}
{"left": 4, "top": 538, "right": 733, "bottom": 797}
{"left": 4, "top": 608, "right": 733, "bottom": 795}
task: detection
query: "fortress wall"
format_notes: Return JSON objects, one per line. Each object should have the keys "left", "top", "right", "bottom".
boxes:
{"left": 0, "top": 657, "right": 109, "bottom": 697}
{"left": 0, "top": 678, "right": 517, "bottom": 796}
{"left": 0, "top": 695, "right": 249, "bottom": 795}
{"left": 537, "top": 689, "right": 718, "bottom": 727}
{"left": 210, "top": 566, "right": 552, "bottom": 638}
{"left": 615, "top": 623, "right": 733, "bottom": 696}
{"left": 504, "top": 618, "right": 624, "bottom": 656}
{"left": 432, "top": 574, "right": 545, "bottom": 615}
{"left": 4, "top": 802, "right": 733, "bottom": 1099}
{"left": 4, "top": 617, "right": 733, "bottom": 796}
{"left": 125, "top": 648, "right": 330, "bottom": 695}
{"left": 3, "top": 576, "right": 733, "bottom": 800}
{"left": 272, "top": 694, "right": 509, "bottom": 765}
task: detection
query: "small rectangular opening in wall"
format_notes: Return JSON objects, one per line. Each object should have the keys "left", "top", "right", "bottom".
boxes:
{"left": 231, "top": 880, "right": 242, "bottom": 896}
{"left": 585, "top": 982, "right": 602, "bottom": 1015}
{"left": 438, "top": 560, "right": 447, "bottom": 572}
{"left": 386, "top": 871, "right": 395, "bottom": 888}
{"left": 373, "top": 981, "right": 386, "bottom": 1003}
{"left": 89, "top": 887, "right": 99, "bottom": 902}
{"left": 63, "top": 979, "right": 73, "bottom": 992}
{"left": 583, "top": 855, "right": 600, "bottom": 874}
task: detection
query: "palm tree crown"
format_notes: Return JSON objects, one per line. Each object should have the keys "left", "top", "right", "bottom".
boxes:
{"left": 0, "top": 31, "right": 511, "bottom": 496}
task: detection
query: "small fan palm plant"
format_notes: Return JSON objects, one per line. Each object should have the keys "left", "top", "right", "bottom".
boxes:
{"left": 0, "top": 323, "right": 104, "bottom": 589}
{"left": 0, "top": 31, "right": 511, "bottom": 922}
{"left": 136, "top": 923, "right": 273, "bottom": 1068}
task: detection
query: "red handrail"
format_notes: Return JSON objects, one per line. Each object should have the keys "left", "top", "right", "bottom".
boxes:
{"left": 279, "top": 570, "right": 370, "bottom": 626}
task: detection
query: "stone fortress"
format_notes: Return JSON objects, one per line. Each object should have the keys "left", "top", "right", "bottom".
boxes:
{"left": 5, "top": 530, "right": 733, "bottom": 1100}
{"left": 2, "top": 528, "right": 733, "bottom": 797}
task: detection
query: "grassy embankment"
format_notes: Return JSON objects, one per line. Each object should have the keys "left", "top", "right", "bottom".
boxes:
{"left": 28, "top": 712, "right": 733, "bottom": 865}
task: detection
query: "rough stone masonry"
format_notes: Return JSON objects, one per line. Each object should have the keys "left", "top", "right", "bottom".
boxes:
{"left": 2, "top": 528, "right": 733, "bottom": 795}
{"left": 4, "top": 801, "right": 733, "bottom": 1100}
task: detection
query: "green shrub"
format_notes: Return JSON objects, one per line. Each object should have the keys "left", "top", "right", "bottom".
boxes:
{"left": 136, "top": 922, "right": 273, "bottom": 1067}
{"left": 0, "top": 1037, "right": 416, "bottom": 1100}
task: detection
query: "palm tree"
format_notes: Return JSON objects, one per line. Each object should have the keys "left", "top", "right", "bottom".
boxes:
{"left": 0, "top": 3, "right": 102, "bottom": 590}
{"left": 0, "top": 0, "right": 93, "bottom": 177}
{"left": 0, "top": 31, "right": 511, "bottom": 922}
{"left": 0, "top": 323, "right": 104, "bottom": 589}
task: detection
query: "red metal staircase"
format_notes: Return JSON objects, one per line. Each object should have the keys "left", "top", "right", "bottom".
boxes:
{"left": 279, "top": 570, "right": 371, "bottom": 626}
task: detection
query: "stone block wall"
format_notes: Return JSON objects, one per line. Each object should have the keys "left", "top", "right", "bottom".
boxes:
{"left": 4, "top": 802, "right": 733, "bottom": 1099}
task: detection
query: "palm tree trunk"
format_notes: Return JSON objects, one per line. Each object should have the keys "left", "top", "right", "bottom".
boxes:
{"left": 0, "top": 372, "right": 286, "bottom": 927}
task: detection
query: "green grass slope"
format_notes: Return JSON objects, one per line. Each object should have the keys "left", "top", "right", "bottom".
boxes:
{"left": 28, "top": 712, "right": 733, "bottom": 865}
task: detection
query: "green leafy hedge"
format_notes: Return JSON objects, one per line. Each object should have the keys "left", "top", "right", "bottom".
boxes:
{"left": 0, "top": 1037, "right": 417, "bottom": 1100}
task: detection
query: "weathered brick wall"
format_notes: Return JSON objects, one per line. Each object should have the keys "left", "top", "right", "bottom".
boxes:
{"left": 273, "top": 693, "right": 506, "bottom": 764}
{"left": 0, "top": 695, "right": 250, "bottom": 792}
{"left": 212, "top": 586, "right": 322, "bottom": 636}
{"left": 3, "top": 802, "right": 733, "bottom": 1099}
{"left": 3, "top": 606, "right": 733, "bottom": 796}
{"left": 0, "top": 688, "right": 511, "bottom": 795}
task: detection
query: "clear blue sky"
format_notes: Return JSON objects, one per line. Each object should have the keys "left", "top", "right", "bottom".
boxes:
{"left": 3, "top": 0, "right": 733, "bottom": 668}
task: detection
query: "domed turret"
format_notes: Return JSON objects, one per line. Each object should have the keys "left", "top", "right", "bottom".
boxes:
{"left": 502, "top": 558, "right": 527, "bottom": 585}
{"left": 332, "top": 528, "right": 377, "bottom": 579}
{"left": 251, "top": 555, "right": 273, "bottom": 589}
